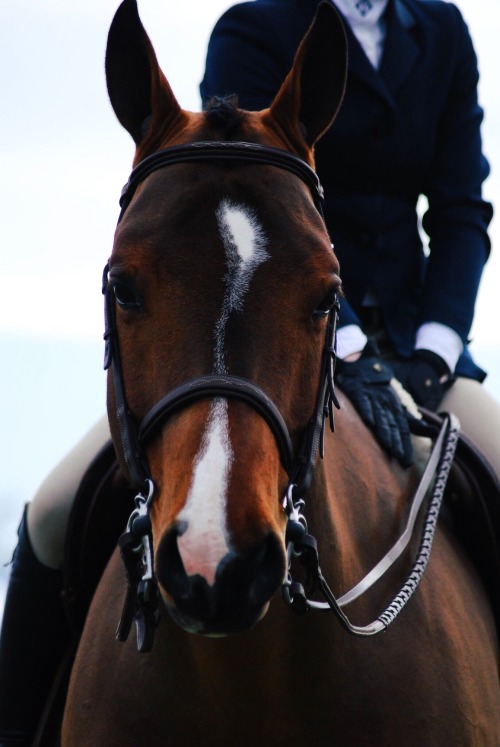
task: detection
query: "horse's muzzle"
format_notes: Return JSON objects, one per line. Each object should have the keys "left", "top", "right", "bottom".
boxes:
{"left": 155, "top": 526, "right": 287, "bottom": 635}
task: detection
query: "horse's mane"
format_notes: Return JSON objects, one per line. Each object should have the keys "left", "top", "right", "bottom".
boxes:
{"left": 203, "top": 95, "right": 245, "bottom": 137}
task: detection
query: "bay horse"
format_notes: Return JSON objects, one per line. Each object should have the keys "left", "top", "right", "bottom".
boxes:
{"left": 61, "top": 1, "right": 500, "bottom": 744}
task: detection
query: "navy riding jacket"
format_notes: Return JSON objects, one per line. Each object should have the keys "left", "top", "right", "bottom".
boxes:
{"left": 200, "top": 0, "right": 493, "bottom": 380}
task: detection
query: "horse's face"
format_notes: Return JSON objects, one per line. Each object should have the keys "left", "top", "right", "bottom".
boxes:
{"left": 105, "top": 0, "right": 346, "bottom": 635}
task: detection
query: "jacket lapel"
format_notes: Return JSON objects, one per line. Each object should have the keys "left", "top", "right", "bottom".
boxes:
{"left": 380, "top": 0, "right": 420, "bottom": 95}
{"left": 340, "top": 0, "right": 420, "bottom": 109}
{"left": 342, "top": 21, "right": 395, "bottom": 107}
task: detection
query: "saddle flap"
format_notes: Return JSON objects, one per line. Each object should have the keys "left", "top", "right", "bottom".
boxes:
{"left": 62, "top": 440, "right": 135, "bottom": 633}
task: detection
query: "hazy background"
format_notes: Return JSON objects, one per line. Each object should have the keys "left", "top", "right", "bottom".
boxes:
{"left": 1, "top": 0, "right": 499, "bottom": 608}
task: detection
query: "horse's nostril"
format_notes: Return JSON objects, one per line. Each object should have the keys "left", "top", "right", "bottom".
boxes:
{"left": 156, "top": 525, "right": 191, "bottom": 600}
{"left": 216, "top": 532, "right": 286, "bottom": 609}
{"left": 247, "top": 533, "right": 286, "bottom": 608}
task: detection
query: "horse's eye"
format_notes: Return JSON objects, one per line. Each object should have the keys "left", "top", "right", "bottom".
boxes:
{"left": 113, "top": 282, "right": 141, "bottom": 310}
{"left": 313, "top": 290, "right": 338, "bottom": 319}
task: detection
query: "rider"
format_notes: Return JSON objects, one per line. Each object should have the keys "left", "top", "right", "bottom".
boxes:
{"left": 0, "top": 1, "right": 498, "bottom": 744}
{"left": 200, "top": 0, "right": 500, "bottom": 472}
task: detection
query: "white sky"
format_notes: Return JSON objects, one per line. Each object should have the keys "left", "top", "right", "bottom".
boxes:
{"left": 0, "top": 0, "right": 240, "bottom": 339}
{"left": 0, "top": 0, "right": 498, "bottom": 344}
{"left": 0, "top": 0, "right": 499, "bottom": 538}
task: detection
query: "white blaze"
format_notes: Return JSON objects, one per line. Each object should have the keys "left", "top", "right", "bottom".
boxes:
{"left": 177, "top": 399, "right": 232, "bottom": 585}
{"left": 214, "top": 200, "right": 270, "bottom": 374}
{"left": 220, "top": 201, "right": 264, "bottom": 263}
{"left": 176, "top": 200, "right": 269, "bottom": 585}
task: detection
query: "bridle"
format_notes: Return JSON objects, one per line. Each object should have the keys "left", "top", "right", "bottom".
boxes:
{"left": 103, "top": 140, "right": 336, "bottom": 495}
{"left": 103, "top": 141, "right": 339, "bottom": 651}
{"left": 103, "top": 140, "right": 458, "bottom": 653}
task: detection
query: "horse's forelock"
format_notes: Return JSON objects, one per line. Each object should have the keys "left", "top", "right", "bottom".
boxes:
{"left": 203, "top": 95, "right": 245, "bottom": 136}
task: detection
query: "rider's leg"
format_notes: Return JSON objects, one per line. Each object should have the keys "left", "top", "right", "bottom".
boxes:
{"left": 27, "top": 416, "right": 111, "bottom": 570}
{"left": 0, "top": 509, "right": 67, "bottom": 746}
{"left": 439, "top": 377, "right": 500, "bottom": 481}
{"left": 0, "top": 416, "right": 110, "bottom": 746}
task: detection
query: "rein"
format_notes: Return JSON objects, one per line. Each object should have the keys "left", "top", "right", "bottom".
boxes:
{"left": 103, "top": 139, "right": 456, "bottom": 651}
{"left": 282, "top": 412, "right": 460, "bottom": 635}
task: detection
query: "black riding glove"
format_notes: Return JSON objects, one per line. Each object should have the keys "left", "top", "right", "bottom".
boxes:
{"left": 335, "top": 341, "right": 413, "bottom": 467}
{"left": 392, "top": 349, "right": 453, "bottom": 411}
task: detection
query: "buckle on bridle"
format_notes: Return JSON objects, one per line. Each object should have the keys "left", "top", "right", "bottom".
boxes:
{"left": 115, "top": 479, "right": 160, "bottom": 653}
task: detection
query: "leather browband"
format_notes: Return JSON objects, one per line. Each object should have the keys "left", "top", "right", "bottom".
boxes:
{"left": 118, "top": 141, "right": 325, "bottom": 222}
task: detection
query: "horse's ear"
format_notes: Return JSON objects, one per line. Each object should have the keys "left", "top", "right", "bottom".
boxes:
{"left": 269, "top": 1, "right": 347, "bottom": 151}
{"left": 105, "top": 0, "right": 181, "bottom": 145}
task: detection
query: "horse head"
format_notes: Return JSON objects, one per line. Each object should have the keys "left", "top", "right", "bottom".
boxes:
{"left": 104, "top": 0, "right": 347, "bottom": 636}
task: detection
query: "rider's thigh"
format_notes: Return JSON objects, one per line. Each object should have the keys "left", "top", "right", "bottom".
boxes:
{"left": 27, "top": 415, "right": 110, "bottom": 569}
{"left": 440, "top": 377, "right": 500, "bottom": 483}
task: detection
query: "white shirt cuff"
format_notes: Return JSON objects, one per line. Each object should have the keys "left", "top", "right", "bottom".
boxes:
{"left": 336, "top": 325, "right": 368, "bottom": 360}
{"left": 415, "top": 322, "right": 463, "bottom": 373}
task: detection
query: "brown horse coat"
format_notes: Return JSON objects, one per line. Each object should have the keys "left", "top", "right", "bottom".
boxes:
{"left": 62, "top": 2, "right": 500, "bottom": 744}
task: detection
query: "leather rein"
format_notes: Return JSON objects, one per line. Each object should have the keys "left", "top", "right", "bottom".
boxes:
{"left": 102, "top": 140, "right": 458, "bottom": 652}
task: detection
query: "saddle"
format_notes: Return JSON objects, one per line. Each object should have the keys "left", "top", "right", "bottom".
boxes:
{"left": 426, "top": 411, "right": 500, "bottom": 630}
{"left": 429, "top": 412, "right": 500, "bottom": 624}
{"left": 35, "top": 414, "right": 500, "bottom": 745}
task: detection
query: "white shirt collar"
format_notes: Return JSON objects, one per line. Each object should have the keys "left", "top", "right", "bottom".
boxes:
{"left": 331, "top": 0, "right": 389, "bottom": 69}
